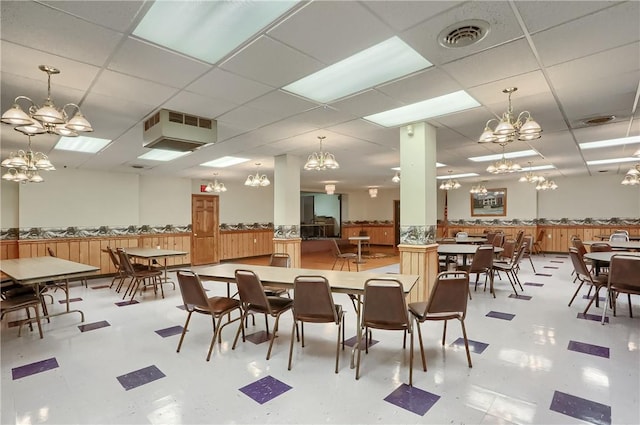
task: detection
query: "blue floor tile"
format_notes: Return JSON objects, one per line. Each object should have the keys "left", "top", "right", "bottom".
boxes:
{"left": 12, "top": 358, "right": 59, "bottom": 380}
{"left": 550, "top": 390, "right": 611, "bottom": 425}
{"left": 384, "top": 384, "right": 440, "bottom": 416}
{"left": 239, "top": 375, "right": 292, "bottom": 404}
{"left": 117, "top": 365, "right": 165, "bottom": 391}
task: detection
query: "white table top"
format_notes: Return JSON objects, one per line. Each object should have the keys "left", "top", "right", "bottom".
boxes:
{"left": 0, "top": 257, "right": 99, "bottom": 285}
{"left": 195, "top": 263, "right": 418, "bottom": 295}
{"left": 124, "top": 247, "right": 188, "bottom": 259}
{"left": 583, "top": 251, "right": 640, "bottom": 262}
{"left": 348, "top": 236, "right": 370, "bottom": 241}
{"left": 437, "top": 244, "right": 503, "bottom": 255}
{"left": 582, "top": 240, "right": 640, "bottom": 250}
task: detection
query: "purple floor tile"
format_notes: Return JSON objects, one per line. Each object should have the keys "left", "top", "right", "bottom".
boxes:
{"left": 117, "top": 365, "right": 165, "bottom": 391}
{"left": 239, "top": 375, "right": 292, "bottom": 404}
{"left": 384, "top": 384, "right": 440, "bottom": 416}
{"left": 582, "top": 295, "right": 606, "bottom": 302}
{"left": 176, "top": 304, "right": 186, "bottom": 310}
{"left": 156, "top": 325, "right": 184, "bottom": 338}
{"left": 59, "top": 297, "right": 82, "bottom": 304}
{"left": 245, "top": 330, "right": 271, "bottom": 344}
{"left": 91, "top": 284, "right": 111, "bottom": 290}
{"left": 78, "top": 320, "right": 110, "bottom": 332}
{"left": 12, "top": 358, "right": 59, "bottom": 380}
{"left": 568, "top": 341, "right": 610, "bottom": 358}
{"left": 550, "top": 390, "right": 611, "bottom": 425}
{"left": 451, "top": 337, "right": 488, "bottom": 354}
{"left": 577, "top": 313, "right": 609, "bottom": 323}
{"left": 524, "top": 282, "right": 544, "bottom": 287}
{"left": 509, "top": 294, "right": 533, "bottom": 300}
{"left": 544, "top": 266, "right": 559, "bottom": 269}
{"left": 115, "top": 300, "right": 139, "bottom": 307}
{"left": 343, "top": 335, "right": 379, "bottom": 349}
{"left": 486, "top": 311, "right": 515, "bottom": 321}
{"left": 555, "top": 256, "right": 569, "bottom": 259}
{"left": 536, "top": 273, "right": 553, "bottom": 277}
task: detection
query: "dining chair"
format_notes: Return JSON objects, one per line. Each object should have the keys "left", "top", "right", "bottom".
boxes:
{"left": 175, "top": 270, "right": 242, "bottom": 361}
{"left": 568, "top": 247, "right": 608, "bottom": 315}
{"left": 492, "top": 244, "right": 526, "bottom": 296}
{"left": 438, "top": 237, "right": 457, "bottom": 272}
{"left": 232, "top": 269, "right": 293, "bottom": 360}
{"left": 117, "top": 249, "right": 163, "bottom": 302}
{"left": 532, "top": 229, "right": 545, "bottom": 256}
{"left": 409, "top": 271, "right": 472, "bottom": 371}
{"left": 287, "top": 275, "right": 344, "bottom": 373}
{"left": 1, "top": 288, "right": 44, "bottom": 339}
{"left": 356, "top": 278, "right": 414, "bottom": 386}
{"left": 521, "top": 235, "right": 537, "bottom": 273}
{"left": 601, "top": 254, "right": 640, "bottom": 324}
{"left": 484, "top": 232, "right": 497, "bottom": 245}
{"left": 331, "top": 239, "right": 358, "bottom": 272}
{"left": 609, "top": 233, "right": 629, "bottom": 242}
{"left": 492, "top": 232, "right": 505, "bottom": 248}
{"left": 263, "top": 253, "right": 292, "bottom": 297}
{"left": 462, "top": 245, "right": 494, "bottom": 297}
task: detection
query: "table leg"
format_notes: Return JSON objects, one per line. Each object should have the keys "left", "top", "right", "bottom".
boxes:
{"left": 355, "top": 241, "right": 366, "bottom": 264}
{"left": 38, "top": 280, "right": 84, "bottom": 323}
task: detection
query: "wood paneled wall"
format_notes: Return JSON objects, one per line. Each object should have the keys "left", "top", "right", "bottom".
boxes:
{"left": 343, "top": 224, "right": 394, "bottom": 245}
{"left": 219, "top": 229, "right": 274, "bottom": 260}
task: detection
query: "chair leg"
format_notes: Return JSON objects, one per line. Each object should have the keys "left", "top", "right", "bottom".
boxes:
{"left": 460, "top": 319, "right": 472, "bottom": 368}
{"left": 33, "top": 304, "right": 43, "bottom": 339}
{"left": 232, "top": 309, "right": 249, "bottom": 349}
{"left": 442, "top": 320, "right": 447, "bottom": 346}
{"left": 355, "top": 326, "right": 363, "bottom": 380}
{"left": 288, "top": 320, "right": 297, "bottom": 371}
{"left": 334, "top": 315, "right": 342, "bottom": 374}
{"left": 568, "top": 281, "right": 585, "bottom": 306}
{"left": 176, "top": 311, "right": 192, "bottom": 352}
{"left": 415, "top": 318, "right": 426, "bottom": 371}
{"left": 266, "top": 311, "right": 285, "bottom": 360}
{"left": 409, "top": 324, "right": 414, "bottom": 386}
{"left": 207, "top": 315, "right": 225, "bottom": 361}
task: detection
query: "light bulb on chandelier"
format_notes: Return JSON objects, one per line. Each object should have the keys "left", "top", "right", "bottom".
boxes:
{"left": 1, "top": 135, "right": 55, "bottom": 183}
{"left": 304, "top": 136, "right": 339, "bottom": 171}
{"left": 469, "top": 183, "right": 487, "bottom": 195}
{"left": 487, "top": 145, "right": 522, "bottom": 174}
{"left": 518, "top": 162, "right": 546, "bottom": 183}
{"left": 244, "top": 163, "right": 270, "bottom": 187}
{"left": 439, "top": 171, "right": 461, "bottom": 191}
{"left": 204, "top": 173, "right": 227, "bottom": 193}
{"left": 392, "top": 172, "right": 400, "bottom": 183}
{"left": 478, "top": 87, "right": 542, "bottom": 144}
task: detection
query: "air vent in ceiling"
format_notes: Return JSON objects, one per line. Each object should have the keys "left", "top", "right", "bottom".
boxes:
{"left": 438, "top": 20, "right": 490, "bottom": 48}
{"left": 581, "top": 115, "right": 616, "bottom": 126}
{"left": 143, "top": 110, "right": 216, "bottom": 152}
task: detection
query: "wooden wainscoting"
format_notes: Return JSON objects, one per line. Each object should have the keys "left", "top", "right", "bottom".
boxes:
{"left": 219, "top": 229, "right": 274, "bottom": 260}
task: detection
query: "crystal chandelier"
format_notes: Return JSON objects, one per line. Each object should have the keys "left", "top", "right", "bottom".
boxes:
{"left": 487, "top": 145, "right": 522, "bottom": 174}
{"left": 204, "top": 173, "right": 227, "bottom": 193}
{"left": 518, "top": 162, "right": 546, "bottom": 184}
{"left": 478, "top": 87, "right": 542, "bottom": 144}
{"left": 536, "top": 179, "right": 558, "bottom": 191}
{"left": 244, "top": 163, "right": 270, "bottom": 187}
{"left": 469, "top": 183, "right": 487, "bottom": 195}
{"left": 392, "top": 172, "right": 400, "bottom": 183}
{"left": 304, "top": 136, "right": 339, "bottom": 171}
{"left": 439, "top": 171, "right": 461, "bottom": 191}
{"left": 1, "top": 135, "right": 55, "bottom": 183}
{"left": 1, "top": 65, "right": 93, "bottom": 137}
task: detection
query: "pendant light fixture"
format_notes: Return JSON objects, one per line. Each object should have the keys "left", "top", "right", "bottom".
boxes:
{"left": 244, "top": 163, "right": 270, "bottom": 187}
{"left": 1, "top": 135, "right": 55, "bottom": 183}
{"left": 478, "top": 87, "right": 542, "bottom": 144}
{"left": 304, "top": 136, "right": 339, "bottom": 171}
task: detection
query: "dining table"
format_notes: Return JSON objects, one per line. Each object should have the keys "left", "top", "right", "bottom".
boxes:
{"left": 437, "top": 236, "right": 488, "bottom": 244}
{"left": 437, "top": 244, "right": 503, "bottom": 267}
{"left": 582, "top": 240, "right": 640, "bottom": 251}
{"left": 348, "top": 236, "right": 370, "bottom": 264}
{"left": 124, "top": 247, "right": 188, "bottom": 287}
{"left": 583, "top": 251, "right": 640, "bottom": 275}
{"left": 195, "top": 263, "right": 419, "bottom": 368}
{"left": 0, "top": 256, "right": 99, "bottom": 324}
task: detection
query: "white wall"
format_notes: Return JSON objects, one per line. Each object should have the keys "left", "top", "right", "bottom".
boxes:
{"left": 0, "top": 181, "right": 19, "bottom": 228}
{"left": 18, "top": 169, "right": 140, "bottom": 228}
{"left": 139, "top": 175, "right": 191, "bottom": 225}
{"left": 192, "top": 178, "right": 274, "bottom": 225}
{"left": 344, "top": 188, "right": 398, "bottom": 221}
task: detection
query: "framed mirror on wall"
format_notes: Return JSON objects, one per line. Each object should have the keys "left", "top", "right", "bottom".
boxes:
{"left": 470, "top": 188, "right": 507, "bottom": 217}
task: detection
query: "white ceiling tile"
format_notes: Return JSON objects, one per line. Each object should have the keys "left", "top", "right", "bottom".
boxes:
{"left": 515, "top": 1, "right": 626, "bottom": 34}
{"left": 91, "top": 70, "right": 178, "bottom": 106}
{"left": 245, "top": 90, "right": 318, "bottom": 118}
{"left": 217, "top": 106, "right": 283, "bottom": 131}
{"left": 186, "top": 68, "right": 274, "bottom": 105}
{"left": 331, "top": 90, "right": 405, "bottom": 118}
{"left": 41, "top": 0, "right": 146, "bottom": 32}
{"left": 363, "top": 1, "right": 464, "bottom": 32}
{"left": 376, "top": 68, "right": 462, "bottom": 104}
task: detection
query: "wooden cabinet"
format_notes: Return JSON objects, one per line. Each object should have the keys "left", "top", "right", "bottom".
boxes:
{"left": 219, "top": 229, "right": 274, "bottom": 260}
{"left": 342, "top": 224, "right": 395, "bottom": 246}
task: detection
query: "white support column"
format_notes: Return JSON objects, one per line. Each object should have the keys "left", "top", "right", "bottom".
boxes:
{"left": 273, "top": 154, "right": 302, "bottom": 267}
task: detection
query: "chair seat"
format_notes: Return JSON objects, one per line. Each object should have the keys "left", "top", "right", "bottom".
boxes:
{"left": 207, "top": 296, "right": 241, "bottom": 314}
{"left": 297, "top": 304, "right": 343, "bottom": 323}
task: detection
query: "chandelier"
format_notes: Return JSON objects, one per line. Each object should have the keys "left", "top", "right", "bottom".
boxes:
{"left": 478, "top": 87, "right": 542, "bottom": 144}
{"left": 487, "top": 145, "right": 522, "bottom": 174}
{"left": 1, "top": 65, "right": 93, "bottom": 137}
{"left": 368, "top": 187, "right": 378, "bottom": 198}
{"left": 439, "top": 171, "right": 461, "bottom": 191}
{"left": 518, "top": 162, "right": 545, "bottom": 183}
{"left": 204, "top": 173, "right": 227, "bottom": 193}
{"left": 621, "top": 164, "right": 640, "bottom": 186}
{"left": 244, "top": 163, "right": 270, "bottom": 187}
{"left": 536, "top": 179, "right": 558, "bottom": 191}
{"left": 304, "top": 136, "right": 339, "bottom": 171}
{"left": 325, "top": 184, "right": 336, "bottom": 195}
{"left": 1, "top": 135, "right": 55, "bottom": 183}
{"left": 469, "top": 183, "right": 487, "bottom": 195}
{"left": 392, "top": 172, "right": 400, "bottom": 183}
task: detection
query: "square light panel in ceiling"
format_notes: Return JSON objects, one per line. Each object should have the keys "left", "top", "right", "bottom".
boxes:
{"left": 283, "top": 36, "right": 432, "bottom": 103}
{"left": 201, "top": 156, "right": 250, "bottom": 168}
{"left": 55, "top": 136, "right": 111, "bottom": 153}
{"left": 364, "top": 90, "right": 480, "bottom": 127}
{"left": 133, "top": 1, "right": 298, "bottom": 64}
{"left": 468, "top": 150, "right": 539, "bottom": 162}
{"left": 138, "top": 149, "right": 190, "bottom": 161}
{"left": 579, "top": 135, "right": 640, "bottom": 150}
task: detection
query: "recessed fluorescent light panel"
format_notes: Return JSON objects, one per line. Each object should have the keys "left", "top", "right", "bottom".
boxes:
{"left": 586, "top": 157, "right": 639, "bottom": 166}
{"left": 364, "top": 90, "right": 480, "bottom": 127}
{"left": 138, "top": 149, "right": 190, "bottom": 161}
{"left": 133, "top": 1, "right": 298, "bottom": 64}
{"left": 468, "top": 150, "right": 539, "bottom": 162}
{"left": 55, "top": 136, "right": 111, "bottom": 153}
{"left": 283, "top": 36, "right": 432, "bottom": 103}
{"left": 579, "top": 135, "right": 640, "bottom": 150}
{"left": 201, "top": 156, "right": 250, "bottom": 168}
{"left": 436, "top": 172, "right": 479, "bottom": 180}
{"left": 392, "top": 163, "right": 446, "bottom": 171}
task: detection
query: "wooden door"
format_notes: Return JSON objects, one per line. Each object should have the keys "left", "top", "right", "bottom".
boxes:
{"left": 191, "top": 195, "right": 219, "bottom": 265}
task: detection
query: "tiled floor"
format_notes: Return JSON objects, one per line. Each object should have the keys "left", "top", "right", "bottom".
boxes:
{"left": 1, "top": 253, "right": 638, "bottom": 424}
